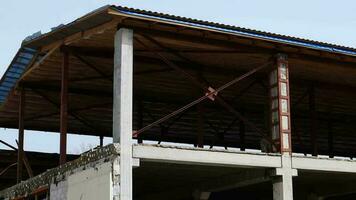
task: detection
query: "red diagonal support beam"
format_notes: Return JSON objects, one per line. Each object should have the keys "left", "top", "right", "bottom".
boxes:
{"left": 133, "top": 61, "right": 269, "bottom": 137}
{"left": 135, "top": 35, "right": 275, "bottom": 147}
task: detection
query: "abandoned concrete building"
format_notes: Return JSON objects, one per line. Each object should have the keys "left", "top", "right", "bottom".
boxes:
{"left": 1, "top": 5, "right": 356, "bottom": 200}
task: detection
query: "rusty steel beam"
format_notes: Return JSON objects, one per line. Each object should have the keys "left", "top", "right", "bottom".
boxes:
{"left": 32, "top": 89, "right": 108, "bottom": 135}
{"left": 133, "top": 61, "right": 269, "bottom": 137}
{"left": 135, "top": 35, "right": 276, "bottom": 147}
{"left": 16, "top": 140, "right": 33, "bottom": 178}
{"left": 99, "top": 136, "right": 104, "bottom": 147}
{"left": 16, "top": 88, "right": 25, "bottom": 183}
{"left": 0, "top": 139, "right": 33, "bottom": 178}
{"left": 25, "top": 81, "right": 112, "bottom": 98}
{"left": 0, "top": 139, "right": 16, "bottom": 150}
{"left": 0, "top": 163, "right": 17, "bottom": 177}
{"left": 72, "top": 53, "right": 112, "bottom": 81}
{"left": 60, "top": 51, "right": 69, "bottom": 165}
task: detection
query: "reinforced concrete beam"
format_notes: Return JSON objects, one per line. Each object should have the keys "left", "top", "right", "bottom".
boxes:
{"left": 292, "top": 156, "right": 356, "bottom": 173}
{"left": 132, "top": 144, "right": 281, "bottom": 168}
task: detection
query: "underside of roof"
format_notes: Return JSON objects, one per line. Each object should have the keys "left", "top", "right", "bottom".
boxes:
{"left": 1, "top": 5, "right": 356, "bottom": 158}
{"left": 1, "top": 4, "right": 355, "bottom": 107}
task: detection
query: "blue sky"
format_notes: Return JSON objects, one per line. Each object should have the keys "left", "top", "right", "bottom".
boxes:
{"left": 1, "top": 0, "right": 356, "bottom": 154}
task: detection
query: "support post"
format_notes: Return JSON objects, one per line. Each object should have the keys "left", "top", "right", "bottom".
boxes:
{"left": 137, "top": 100, "right": 143, "bottom": 144}
{"left": 269, "top": 54, "right": 292, "bottom": 154}
{"left": 99, "top": 136, "right": 104, "bottom": 147}
{"left": 17, "top": 87, "right": 25, "bottom": 183}
{"left": 196, "top": 104, "right": 204, "bottom": 148}
{"left": 327, "top": 120, "right": 333, "bottom": 158}
{"left": 309, "top": 85, "right": 318, "bottom": 156}
{"left": 269, "top": 54, "right": 296, "bottom": 200}
{"left": 60, "top": 50, "right": 69, "bottom": 165}
{"left": 239, "top": 108, "right": 245, "bottom": 151}
{"left": 113, "top": 28, "right": 133, "bottom": 200}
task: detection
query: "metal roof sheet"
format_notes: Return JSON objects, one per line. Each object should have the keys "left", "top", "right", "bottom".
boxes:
{"left": 1, "top": 5, "right": 356, "bottom": 106}
{"left": 111, "top": 5, "right": 356, "bottom": 56}
{"left": 0, "top": 47, "right": 37, "bottom": 104}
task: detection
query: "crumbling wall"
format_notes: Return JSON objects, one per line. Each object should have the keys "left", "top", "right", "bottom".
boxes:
{"left": 50, "top": 161, "right": 113, "bottom": 200}
{"left": 0, "top": 144, "right": 120, "bottom": 199}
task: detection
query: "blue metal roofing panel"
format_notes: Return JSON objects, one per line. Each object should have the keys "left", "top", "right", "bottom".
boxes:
{"left": 0, "top": 47, "right": 37, "bottom": 104}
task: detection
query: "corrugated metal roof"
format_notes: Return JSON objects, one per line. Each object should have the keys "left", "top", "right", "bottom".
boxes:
{"left": 1, "top": 5, "right": 356, "bottom": 106}
{"left": 0, "top": 47, "right": 37, "bottom": 104}
{"left": 111, "top": 5, "right": 356, "bottom": 56}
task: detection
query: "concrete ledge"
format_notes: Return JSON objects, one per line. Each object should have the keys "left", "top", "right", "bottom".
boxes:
{"left": 292, "top": 156, "right": 356, "bottom": 173}
{"left": 133, "top": 144, "right": 282, "bottom": 168}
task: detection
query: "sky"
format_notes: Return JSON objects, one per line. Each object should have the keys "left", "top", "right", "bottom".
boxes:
{"left": 1, "top": 0, "right": 356, "bottom": 154}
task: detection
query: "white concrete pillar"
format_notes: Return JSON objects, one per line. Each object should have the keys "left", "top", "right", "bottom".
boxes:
{"left": 113, "top": 28, "right": 134, "bottom": 200}
{"left": 273, "top": 173, "right": 293, "bottom": 200}
{"left": 272, "top": 155, "right": 297, "bottom": 200}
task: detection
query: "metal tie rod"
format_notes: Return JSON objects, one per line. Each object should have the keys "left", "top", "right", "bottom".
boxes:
{"left": 133, "top": 62, "right": 270, "bottom": 137}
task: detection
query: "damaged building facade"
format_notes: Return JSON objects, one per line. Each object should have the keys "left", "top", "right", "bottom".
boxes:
{"left": 1, "top": 5, "right": 356, "bottom": 200}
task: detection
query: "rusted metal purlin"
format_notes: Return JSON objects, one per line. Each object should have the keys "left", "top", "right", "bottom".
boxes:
{"left": 0, "top": 163, "right": 17, "bottom": 177}
{"left": 0, "top": 139, "right": 16, "bottom": 150}
{"left": 72, "top": 53, "right": 112, "bottom": 81}
{"left": 0, "top": 139, "right": 33, "bottom": 178}
{"left": 136, "top": 35, "right": 276, "bottom": 147}
{"left": 133, "top": 60, "right": 270, "bottom": 138}
{"left": 8, "top": 102, "right": 112, "bottom": 124}
{"left": 17, "top": 87, "right": 25, "bottom": 183}
{"left": 60, "top": 50, "right": 69, "bottom": 165}
{"left": 32, "top": 89, "right": 108, "bottom": 135}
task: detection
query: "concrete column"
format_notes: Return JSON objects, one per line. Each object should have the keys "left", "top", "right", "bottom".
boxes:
{"left": 113, "top": 28, "right": 133, "bottom": 200}
{"left": 272, "top": 155, "right": 297, "bottom": 200}
{"left": 270, "top": 54, "right": 296, "bottom": 200}
{"left": 269, "top": 54, "right": 291, "bottom": 153}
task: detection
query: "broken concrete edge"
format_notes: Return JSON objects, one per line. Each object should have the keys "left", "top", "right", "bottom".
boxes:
{"left": 0, "top": 143, "right": 120, "bottom": 199}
